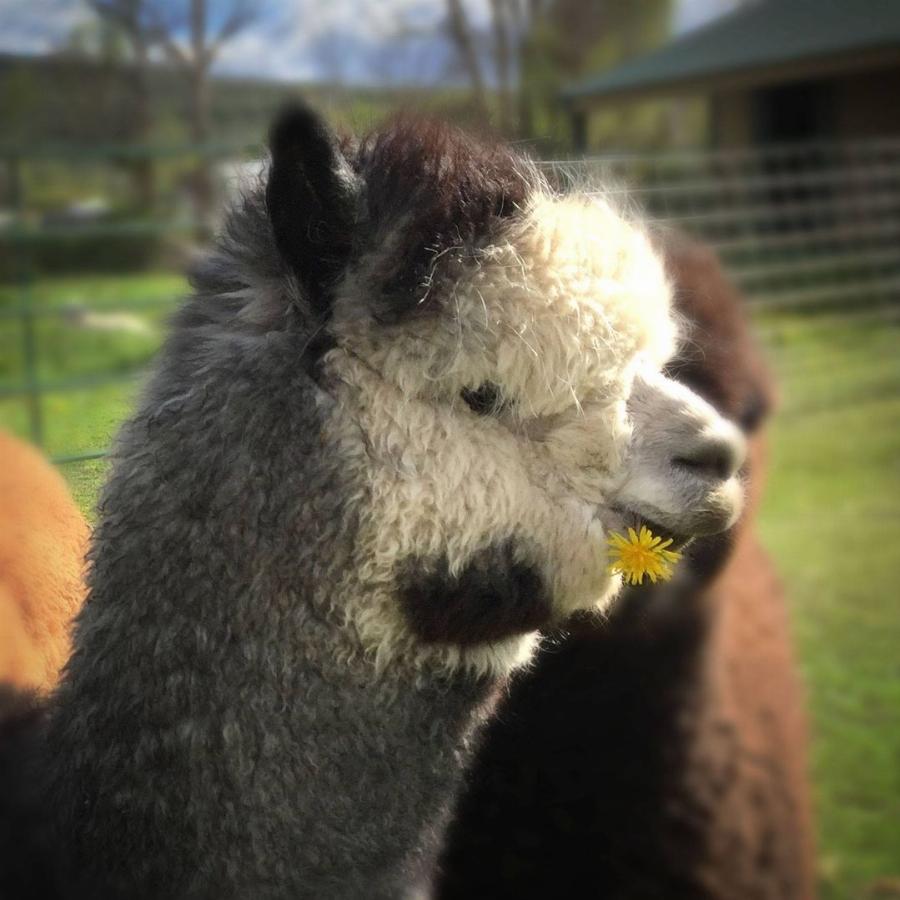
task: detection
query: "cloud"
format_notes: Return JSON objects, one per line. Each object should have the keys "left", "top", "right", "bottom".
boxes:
{"left": 0, "top": 0, "right": 91, "bottom": 54}
{"left": 214, "top": 0, "right": 482, "bottom": 85}
{"left": 0, "top": 0, "right": 498, "bottom": 85}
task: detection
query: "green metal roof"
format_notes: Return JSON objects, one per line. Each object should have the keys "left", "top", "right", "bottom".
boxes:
{"left": 564, "top": 0, "right": 900, "bottom": 101}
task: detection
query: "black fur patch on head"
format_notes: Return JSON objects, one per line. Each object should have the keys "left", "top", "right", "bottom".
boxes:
{"left": 351, "top": 118, "right": 534, "bottom": 322}
{"left": 399, "top": 540, "right": 552, "bottom": 645}
{"left": 266, "top": 103, "right": 359, "bottom": 316}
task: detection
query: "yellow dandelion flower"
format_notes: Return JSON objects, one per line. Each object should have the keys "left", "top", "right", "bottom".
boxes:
{"left": 607, "top": 525, "right": 682, "bottom": 586}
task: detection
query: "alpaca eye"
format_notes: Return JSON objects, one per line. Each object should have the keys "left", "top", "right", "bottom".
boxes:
{"left": 461, "top": 382, "right": 508, "bottom": 416}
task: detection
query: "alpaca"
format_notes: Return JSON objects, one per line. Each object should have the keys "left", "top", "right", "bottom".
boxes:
{"left": 437, "top": 235, "right": 815, "bottom": 899}
{"left": 0, "top": 107, "right": 748, "bottom": 899}
{"left": 0, "top": 431, "right": 89, "bottom": 694}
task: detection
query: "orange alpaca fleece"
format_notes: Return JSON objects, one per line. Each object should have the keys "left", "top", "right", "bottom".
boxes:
{"left": 0, "top": 431, "right": 89, "bottom": 692}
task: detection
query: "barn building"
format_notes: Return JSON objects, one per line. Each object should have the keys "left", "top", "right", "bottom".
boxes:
{"left": 563, "top": 0, "right": 900, "bottom": 151}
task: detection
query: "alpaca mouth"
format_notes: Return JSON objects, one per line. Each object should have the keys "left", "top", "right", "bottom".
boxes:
{"left": 607, "top": 505, "right": 693, "bottom": 552}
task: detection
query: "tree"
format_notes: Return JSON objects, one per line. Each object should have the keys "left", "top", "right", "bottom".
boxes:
{"left": 88, "top": 0, "right": 157, "bottom": 209}
{"left": 445, "top": 0, "right": 489, "bottom": 120}
{"left": 440, "top": 0, "right": 677, "bottom": 146}
{"left": 149, "top": 0, "right": 257, "bottom": 222}
{"left": 90, "top": 0, "right": 258, "bottom": 222}
{"left": 441, "top": 0, "right": 553, "bottom": 135}
{"left": 488, "top": 0, "right": 514, "bottom": 132}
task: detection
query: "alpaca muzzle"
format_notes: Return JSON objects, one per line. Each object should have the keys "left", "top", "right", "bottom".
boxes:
{"left": 611, "top": 367, "right": 746, "bottom": 538}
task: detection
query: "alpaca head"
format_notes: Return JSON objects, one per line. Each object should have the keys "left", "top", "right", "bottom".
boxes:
{"left": 233, "top": 106, "right": 745, "bottom": 673}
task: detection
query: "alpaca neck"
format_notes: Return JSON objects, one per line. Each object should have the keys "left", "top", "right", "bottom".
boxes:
{"left": 47, "top": 587, "right": 498, "bottom": 897}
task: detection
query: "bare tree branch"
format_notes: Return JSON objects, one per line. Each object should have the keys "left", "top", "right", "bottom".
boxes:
{"left": 489, "top": 0, "right": 514, "bottom": 131}
{"left": 92, "top": 0, "right": 261, "bottom": 220}
{"left": 210, "top": 0, "right": 256, "bottom": 53}
{"left": 444, "top": 0, "right": 488, "bottom": 117}
{"left": 156, "top": 33, "right": 191, "bottom": 69}
{"left": 87, "top": 0, "right": 158, "bottom": 207}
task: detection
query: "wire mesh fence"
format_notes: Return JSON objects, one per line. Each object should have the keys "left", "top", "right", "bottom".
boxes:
{"left": 1, "top": 137, "right": 899, "bottom": 473}
{"left": 541, "top": 137, "right": 900, "bottom": 309}
{"left": 0, "top": 141, "right": 259, "bottom": 462}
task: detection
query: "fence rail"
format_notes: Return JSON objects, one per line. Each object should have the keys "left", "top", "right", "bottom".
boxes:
{"left": 2, "top": 137, "right": 899, "bottom": 468}
{"left": 541, "top": 137, "right": 900, "bottom": 310}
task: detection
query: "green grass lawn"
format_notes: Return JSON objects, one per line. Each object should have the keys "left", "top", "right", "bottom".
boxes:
{"left": 1, "top": 273, "right": 898, "bottom": 898}
{"left": 754, "top": 304, "right": 900, "bottom": 899}
{"left": 0, "top": 273, "right": 184, "bottom": 510}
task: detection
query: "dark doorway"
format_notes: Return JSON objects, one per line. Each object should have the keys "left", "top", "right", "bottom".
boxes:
{"left": 752, "top": 80, "right": 837, "bottom": 240}
{"left": 753, "top": 80, "right": 836, "bottom": 143}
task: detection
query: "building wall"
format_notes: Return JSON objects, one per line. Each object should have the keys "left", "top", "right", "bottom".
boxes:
{"left": 711, "top": 63, "right": 900, "bottom": 148}
{"left": 712, "top": 90, "right": 755, "bottom": 148}
{"left": 572, "top": 96, "right": 711, "bottom": 153}
{"left": 834, "top": 65, "right": 900, "bottom": 139}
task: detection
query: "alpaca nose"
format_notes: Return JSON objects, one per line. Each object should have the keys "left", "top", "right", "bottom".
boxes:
{"left": 673, "top": 426, "right": 745, "bottom": 482}
{"left": 614, "top": 369, "right": 747, "bottom": 537}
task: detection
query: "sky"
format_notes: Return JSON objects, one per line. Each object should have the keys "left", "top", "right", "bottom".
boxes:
{"left": 0, "top": 0, "right": 745, "bottom": 85}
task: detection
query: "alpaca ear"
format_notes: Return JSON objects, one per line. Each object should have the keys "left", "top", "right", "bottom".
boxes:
{"left": 266, "top": 103, "right": 358, "bottom": 316}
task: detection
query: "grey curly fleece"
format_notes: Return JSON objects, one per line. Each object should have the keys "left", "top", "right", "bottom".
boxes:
{"left": 39, "top": 207, "right": 496, "bottom": 898}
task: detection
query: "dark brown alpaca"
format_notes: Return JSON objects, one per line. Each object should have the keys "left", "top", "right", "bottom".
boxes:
{"left": 437, "top": 235, "right": 816, "bottom": 900}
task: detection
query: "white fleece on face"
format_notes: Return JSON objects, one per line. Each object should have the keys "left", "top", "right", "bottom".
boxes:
{"left": 325, "top": 193, "right": 678, "bottom": 678}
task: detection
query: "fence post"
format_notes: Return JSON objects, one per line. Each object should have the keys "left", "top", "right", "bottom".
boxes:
{"left": 20, "top": 279, "right": 43, "bottom": 448}
{"left": 10, "top": 154, "right": 44, "bottom": 447}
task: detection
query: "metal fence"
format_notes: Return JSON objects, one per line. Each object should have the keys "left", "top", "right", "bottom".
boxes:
{"left": 0, "top": 141, "right": 257, "bottom": 463}
{"left": 2, "top": 137, "right": 899, "bottom": 472}
{"left": 542, "top": 137, "right": 900, "bottom": 308}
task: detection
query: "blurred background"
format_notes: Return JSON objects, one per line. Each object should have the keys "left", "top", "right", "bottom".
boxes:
{"left": 0, "top": 0, "right": 897, "bottom": 895}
